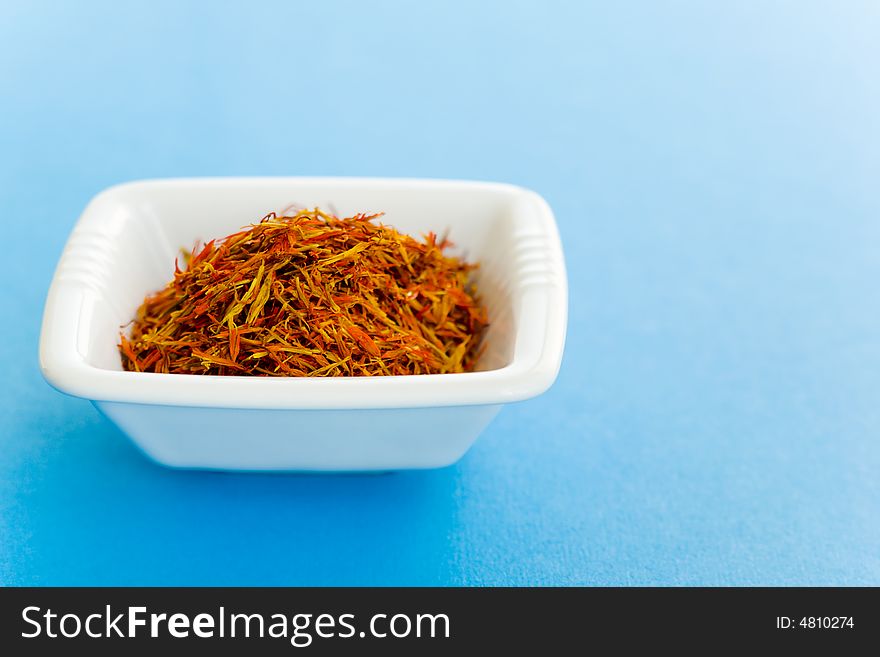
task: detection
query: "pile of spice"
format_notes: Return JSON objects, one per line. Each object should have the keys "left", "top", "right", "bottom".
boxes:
{"left": 119, "top": 208, "right": 488, "bottom": 376}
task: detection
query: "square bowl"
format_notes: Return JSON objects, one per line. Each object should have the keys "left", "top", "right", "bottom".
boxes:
{"left": 39, "top": 178, "right": 567, "bottom": 471}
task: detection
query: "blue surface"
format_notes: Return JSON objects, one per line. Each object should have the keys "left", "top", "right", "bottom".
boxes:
{"left": 2, "top": 1, "right": 879, "bottom": 586}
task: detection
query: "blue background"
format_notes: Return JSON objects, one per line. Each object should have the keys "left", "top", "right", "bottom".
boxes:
{"left": 2, "top": 1, "right": 878, "bottom": 585}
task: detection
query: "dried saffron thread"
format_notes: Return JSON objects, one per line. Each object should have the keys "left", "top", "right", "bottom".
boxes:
{"left": 119, "top": 208, "right": 489, "bottom": 377}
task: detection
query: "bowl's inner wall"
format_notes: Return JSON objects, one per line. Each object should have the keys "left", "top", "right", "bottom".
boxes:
{"left": 79, "top": 182, "right": 520, "bottom": 374}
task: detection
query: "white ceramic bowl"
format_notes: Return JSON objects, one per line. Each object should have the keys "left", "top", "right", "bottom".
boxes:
{"left": 40, "top": 178, "right": 567, "bottom": 471}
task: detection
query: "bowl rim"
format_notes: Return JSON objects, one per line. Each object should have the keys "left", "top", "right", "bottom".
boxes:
{"left": 39, "top": 176, "right": 568, "bottom": 409}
